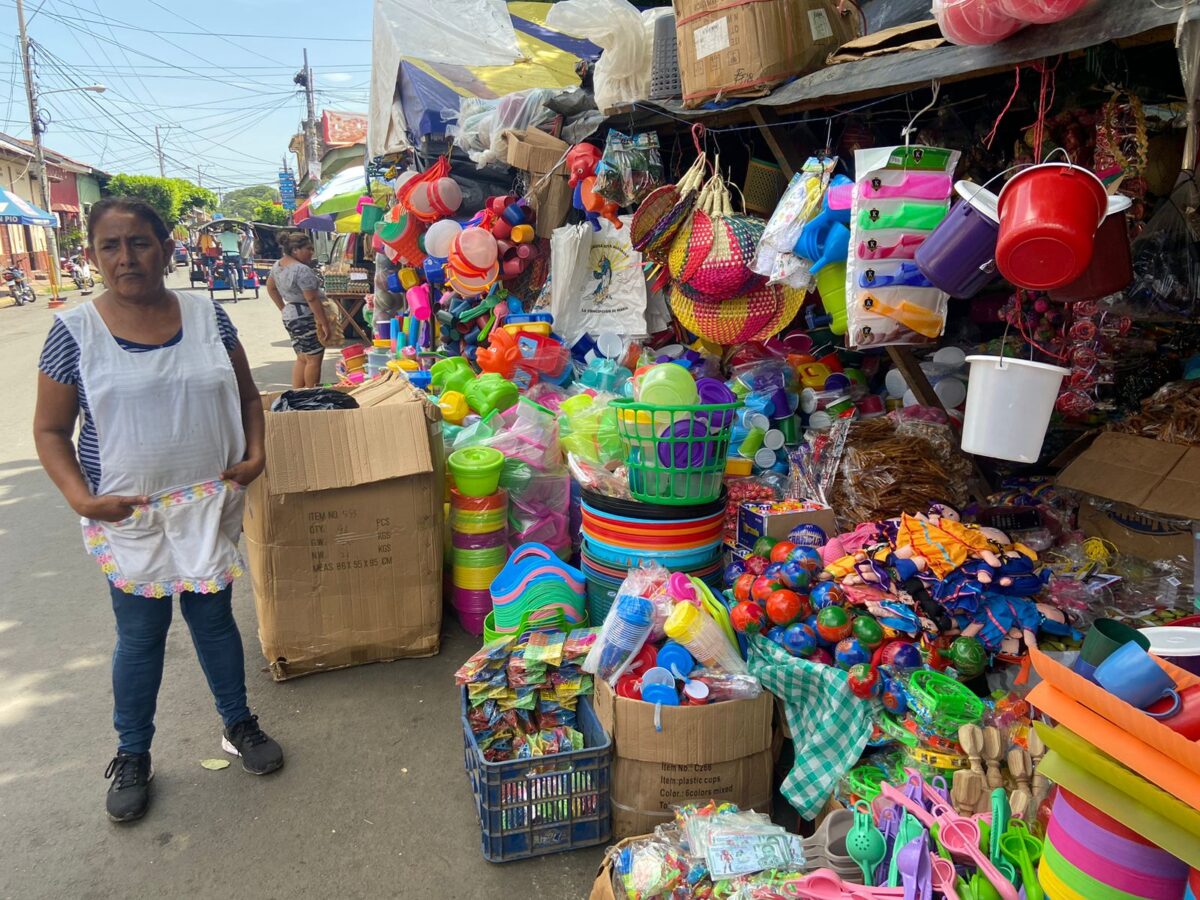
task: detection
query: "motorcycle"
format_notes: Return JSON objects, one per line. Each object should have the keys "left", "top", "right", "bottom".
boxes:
{"left": 3, "top": 265, "right": 35, "bottom": 305}
{"left": 69, "top": 255, "right": 95, "bottom": 292}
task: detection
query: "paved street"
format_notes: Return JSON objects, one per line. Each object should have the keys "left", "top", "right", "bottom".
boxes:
{"left": 0, "top": 274, "right": 603, "bottom": 899}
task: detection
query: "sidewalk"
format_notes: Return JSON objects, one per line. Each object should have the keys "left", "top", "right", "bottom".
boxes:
{"left": 0, "top": 277, "right": 603, "bottom": 899}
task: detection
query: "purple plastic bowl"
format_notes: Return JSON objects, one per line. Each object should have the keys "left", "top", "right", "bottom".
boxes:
{"left": 657, "top": 418, "right": 717, "bottom": 469}
{"left": 915, "top": 194, "right": 999, "bottom": 298}
{"left": 451, "top": 529, "right": 508, "bottom": 550}
{"left": 694, "top": 377, "right": 738, "bottom": 428}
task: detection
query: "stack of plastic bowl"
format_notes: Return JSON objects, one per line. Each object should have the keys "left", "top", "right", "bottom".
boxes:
{"left": 448, "top": 487, "right": 508, "bottom": 635}
{"left": 1039, "top": 789, "right": 1190, "bottom": 900}
{"left": 579, "top": 487, "right": 726, "bottom": 623}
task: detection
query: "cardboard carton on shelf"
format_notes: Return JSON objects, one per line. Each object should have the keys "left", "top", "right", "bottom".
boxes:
{"left": 673, "top": 0, "right": 857, "bottom": 109}
{"left": 1056, "top": 431, "right": 1200, "bottom": 569}
{"left": 594, "top": 679, "right": 775, "bottom": 838}
{"left": 243, "top": 378, "right": 444, "bottom": 680}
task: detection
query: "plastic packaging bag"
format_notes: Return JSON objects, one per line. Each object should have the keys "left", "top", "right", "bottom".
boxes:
{"left": 453, "top": 88, "right": 557, "bottom": 168}
{"left": 1124, "top": 177, "right": 1200, "bottom": 319}
{"left": 751, "top": 158, "right": 835, "bottom": 289}
{"left": 550, "top": 218, "right": 651, "bottom": 342}
{"left": 545, "top": 0, "right": 663, "bottom": 114}
{"left": 270, "top": 388, "right": 359, "bottom": 412}
{"left": 594, "top": 130, "right": 664, "bottom": 207}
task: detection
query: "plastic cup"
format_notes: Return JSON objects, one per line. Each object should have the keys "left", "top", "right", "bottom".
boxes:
{"left": 664, "top": 603, "right": 746, "bottom": 673}
{"left": 1077, "top": 618, "right": 1151, "bottom": 667}
{"left": 640, "top": 666, "right": 676, "bottom": 690}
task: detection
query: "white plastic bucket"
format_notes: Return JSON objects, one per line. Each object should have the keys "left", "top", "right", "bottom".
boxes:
{"left": 961, "top": 355, "right": 1068, "bottom": 462}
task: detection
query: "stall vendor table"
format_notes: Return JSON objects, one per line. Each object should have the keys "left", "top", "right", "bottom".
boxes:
{"left": 327, "top": 291, "right": 370, "bottom": 343}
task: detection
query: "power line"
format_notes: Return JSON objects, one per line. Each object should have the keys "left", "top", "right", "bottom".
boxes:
{"left": 0, "top": 2, "right": 369, "bottom": 42}
{"left": 143, "top": 0, "right": 290, "bottom": 67}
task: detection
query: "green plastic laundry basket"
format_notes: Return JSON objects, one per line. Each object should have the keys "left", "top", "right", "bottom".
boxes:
{"left": 612, "top": 398, "right": 739, "bottom": 505}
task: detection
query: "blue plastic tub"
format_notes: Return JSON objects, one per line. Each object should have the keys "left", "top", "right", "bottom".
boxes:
{"left": 462, "top": 691, "right": 611, "bottom": 862}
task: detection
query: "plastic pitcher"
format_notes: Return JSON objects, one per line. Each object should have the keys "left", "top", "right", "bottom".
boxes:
{"left": 664, "top": 603, "right": 747, "bottom": 674}
{"left": 961, "top": 355, "right": 1068, "bottom": 463}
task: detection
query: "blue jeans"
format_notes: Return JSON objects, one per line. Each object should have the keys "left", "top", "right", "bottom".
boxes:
{"left": 110, "top": 585, "right": 251, "bottom": 754}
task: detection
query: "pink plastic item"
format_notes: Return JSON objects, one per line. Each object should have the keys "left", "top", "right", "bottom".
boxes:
{"left": 861, "top": 173, "right": 953, "bottom": 201}
{"left": 406, "top": 283, "right": 432, "bottom": 320}
{"left": 827, "top": 183, "right": 854, "bottom": 210}
{"left": 996, "top": 0, "right": 1088, "bottom": 23}
{"left": 933, "top": 0, "right": 1025, "bottom": 46}
{"left": 857, "top": 234, "right": 926, "bottom": 260}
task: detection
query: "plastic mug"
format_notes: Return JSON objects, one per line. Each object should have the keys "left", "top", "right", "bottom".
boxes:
{"left": 1076, "top": 618, "right": 1151, "bottom": 669}
{"left": 1095, "top": 642, "right": 1181, "bottom": 717}
{"left": 1147, "top": 684, "right": 1200, "bottom": 738}
{"left": 640, "top": 667, "right": 676, "bottom": 691}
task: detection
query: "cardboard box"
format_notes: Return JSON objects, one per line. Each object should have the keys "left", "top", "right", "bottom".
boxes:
{"left": 595, "top": 680, "right": 775, "bottom": 838}
{"left": 505, "top": 127, "right": 572, "bottom": 239}
{"left": 244, "top": 379, "right": 444, "bottom": 680}
{"left": 673, "top": 0, "right": 857, "bottom": 108}
{"left": 737, "top": 503, "right": 839, "bottom": 552}
{"left": 1057, "top": 431, "right": 1200, "bottom": 566}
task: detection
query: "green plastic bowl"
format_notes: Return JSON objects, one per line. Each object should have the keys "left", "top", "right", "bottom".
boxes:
{"left": 448, "top": 446, "right": 505, "bottom": 498}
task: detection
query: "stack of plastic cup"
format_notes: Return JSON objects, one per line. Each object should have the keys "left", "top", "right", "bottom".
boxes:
{"left": 586, "top": 594, "right": 653, "bottom": 684}
{"left": 664, "top": 602, "right": 748, "bottom": 674}
{"left": 449, "top": 487, "right": 508, "bottom": 635}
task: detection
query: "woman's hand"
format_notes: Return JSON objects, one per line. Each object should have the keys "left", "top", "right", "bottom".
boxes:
{"left": 316, "top": 318, "right": 331, "bottom": 344}
{"left": 78, "top": 493, "right": 149, "bottom": 522}
{"left": 221, "top": 455, "right": 265, "bottom": 487}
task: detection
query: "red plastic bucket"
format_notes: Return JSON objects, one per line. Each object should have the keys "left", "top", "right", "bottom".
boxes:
{"left": 1048, "top": 197, "right": 1133, "bottom": 301}
{"left": 996, "top": 164, "right": 1107, "bottom": 290}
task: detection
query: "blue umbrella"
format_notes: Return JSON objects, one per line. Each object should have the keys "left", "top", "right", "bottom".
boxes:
{"left": 0, "top": 186, "right": 55, "bottom": 226}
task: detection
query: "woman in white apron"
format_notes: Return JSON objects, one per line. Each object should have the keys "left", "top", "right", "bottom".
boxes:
{"left": 33, "top": 198, "right": 283, "bottom": 824}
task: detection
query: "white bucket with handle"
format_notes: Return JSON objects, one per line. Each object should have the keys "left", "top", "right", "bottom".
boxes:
{"left": 961, "top": 355, "right": 1068, "bottom": 463}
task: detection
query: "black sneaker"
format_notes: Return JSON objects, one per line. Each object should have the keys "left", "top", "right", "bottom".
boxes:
{"left": 221, "top": 715, "right": 283, "bottom": 775}
{"left": 104, "top": 751, "right": 152, "bottom": 822}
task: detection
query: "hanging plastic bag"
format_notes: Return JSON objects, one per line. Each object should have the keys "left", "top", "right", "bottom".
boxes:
{"left": 593, "top": 130, "right": 664, "bottom": 207}
{"left": 1123, "top": 173, "right": 1200, "bottom": 320}
{"left": 545, "top": 0, "right": 664, "bottom": 113}
{"left": 549, "top": 217, "right": 651, "bottom": 342}
{"left": 452, "top": 89, "right": 557, "bottom": 169}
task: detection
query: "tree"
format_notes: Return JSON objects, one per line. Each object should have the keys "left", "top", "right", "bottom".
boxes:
{"left": 220, "top": 184, "right": 281, "bottom": 221}
{"left": 102, "top": 174, "right": 216, "bottom": 227}
{"left": 252, "top": 202, "right": 290, "bottom": 225}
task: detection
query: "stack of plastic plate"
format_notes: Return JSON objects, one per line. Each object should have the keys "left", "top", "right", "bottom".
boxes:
{"left": 579, "top": 488, "right": 727, "bottom": 622}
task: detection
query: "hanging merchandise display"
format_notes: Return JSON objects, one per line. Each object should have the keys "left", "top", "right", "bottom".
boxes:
{"left": 845, "top": 146, "right": 959, "bottom": 348}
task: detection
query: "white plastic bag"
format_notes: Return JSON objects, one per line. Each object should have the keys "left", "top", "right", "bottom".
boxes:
{"left": 452, "top": 88, "right": 556, "bottom": 168}
{"left": 550, "top": 216, "right": 650, "bottom": 341}
{"left": 546, "top": 0, "right": 664, "bottom": 113}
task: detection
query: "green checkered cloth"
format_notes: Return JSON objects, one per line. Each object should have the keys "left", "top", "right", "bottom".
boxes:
{"left": 748, "top": 635, "right": 874, "bottom": 820}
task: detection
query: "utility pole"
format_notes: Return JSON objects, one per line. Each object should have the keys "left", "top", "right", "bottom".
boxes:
{"left": 16, "top": 0, "right": 61, "bottom": 303}
{"left": 196, "top": 165, "right": 202, "bottom": 187}
{"left": 154, "top": 125, "right": 165, "bottom": 178}
{"left": 301, "top": 48, "right": 320, "bottom": 185}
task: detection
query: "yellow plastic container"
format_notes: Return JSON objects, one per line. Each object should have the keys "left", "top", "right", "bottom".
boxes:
{"left": 503, "top": 322, "right": 552, "bottom": 337}
{"left": 438, "top": 390, "right": 470, "bottom": 425}
{"left": 399, "top": 267, "right": 420, "bottom": 290}
{"left": 725, "top": 457, "right": 753, "bottom": 477}
{"left": 373, "top": 338, "right": 391, "bottom": 349}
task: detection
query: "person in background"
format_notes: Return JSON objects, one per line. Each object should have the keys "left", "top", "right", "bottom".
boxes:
{"left": 373, "top": 251, "right": 404, "bottom": 326}
{"left": 33, "top": 197, "right": 284, "bottom": 824}
{"left": 239, "top": 227, "right": 255, "bottom": 265}
{"left": 266, "top": 231, "right": 331, "bottom": 388}
{"left": 217, "top": 224, "right": 243, "bottom": 287}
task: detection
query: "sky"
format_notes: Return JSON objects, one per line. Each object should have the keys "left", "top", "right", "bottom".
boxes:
{"left": 0, "top": 0, "right": 374, "bottom": 194}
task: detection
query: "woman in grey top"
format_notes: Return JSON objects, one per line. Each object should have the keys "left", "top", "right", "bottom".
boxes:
{"left": 266, "top": 232, "right": 332, "bottom": 388}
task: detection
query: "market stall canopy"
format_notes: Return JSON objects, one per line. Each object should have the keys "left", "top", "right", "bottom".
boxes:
{"left": 0, "top": 187, "right": 55, "bottom": 226}
{"left": 291, "top": 198, "right": 336, "bottom": 233}
{"left": 368, "top": 0, "right": 598, "bottom": 156}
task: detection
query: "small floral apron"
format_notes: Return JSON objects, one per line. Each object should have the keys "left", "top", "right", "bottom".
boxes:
{"left": 58, "top": 294, "right": 247, "bottom": 598}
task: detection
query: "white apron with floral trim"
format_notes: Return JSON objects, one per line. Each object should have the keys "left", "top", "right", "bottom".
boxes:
{"left": 58, "top": 293, "right": 247, "bottom": 597}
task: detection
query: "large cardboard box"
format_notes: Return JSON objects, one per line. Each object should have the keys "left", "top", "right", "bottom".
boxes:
{"left": 244, "top": 379, "right": 444, "bottom": 680}
{"left": 673, "top": 0, "right": 856, "bottom": 108}
{"left": 505, "top": 128, "right": 572, "bottom": 239}
{"left": 1057, "top": 431, "right": 1200, "bottom": 567}
{"left": 595, "top": 679, "right": 775, "bottom": 838}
